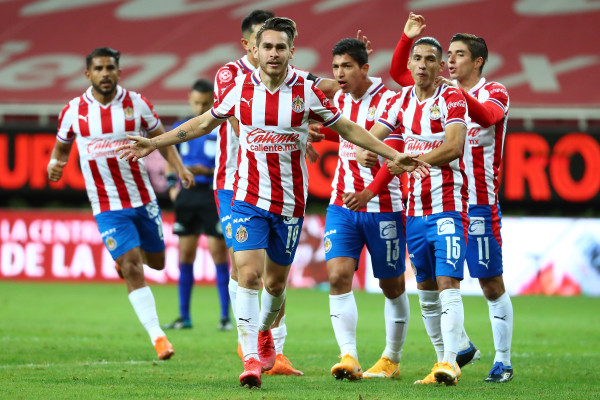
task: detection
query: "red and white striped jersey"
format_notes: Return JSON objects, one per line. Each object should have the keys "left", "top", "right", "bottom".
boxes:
{"left": 211, "top": 67, "right": 340, "bottom": 217}
{"left": 379, "top": 84, "right": 468, "bottom": 216}
{"left": 463, "top": 78, "right": 509, "bottom": 205}
{"left": 329, "top": 78, "right": 404, "bottom": 212}
{"left": 56, "top": 85, "right": 159, "bottom": 215}
{"left": 213, "top": 55, "right": 255, "bottom": 191}
{"left": 213, "top": 56, "right": 320, "bottom": 192}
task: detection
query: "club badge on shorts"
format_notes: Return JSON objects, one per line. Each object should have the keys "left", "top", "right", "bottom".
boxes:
{"left": 324, "top": 237, "right": 332, "bottom": 253}
{"left": 105, "top": 236, "right": 117, "bottom": 251}
{"left": 235, "top": 225, "right": 248, "bottom": 243}
{"left": 226, "top": 222, "right": 232, "bottom": 239}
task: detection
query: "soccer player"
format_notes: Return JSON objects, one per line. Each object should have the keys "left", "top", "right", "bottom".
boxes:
{"left": 212, "top": 9, "right": 334, "bottom": 376}
{"left": 162, "top": 79, "right": 232, "bottom": 332}
{"left": 47, "top": 47, "right": 194, "bottom": 360}
{"left": 367, "top": 36, "right": 469, "bottom": 386}
{"left": 389, "top": 13, "right": 514, "bottom": 383}
{"left": 117, "top": 17, "right": 427, "bottom": 388}
{"left": 313, "top": 38, "right": 410, "bottom": 381}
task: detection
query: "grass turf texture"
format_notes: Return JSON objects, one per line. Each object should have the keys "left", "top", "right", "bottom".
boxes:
{"left": 1, "top": 282, "right": 598, "bottom": 399}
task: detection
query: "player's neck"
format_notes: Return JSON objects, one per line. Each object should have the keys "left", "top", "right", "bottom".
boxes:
{"left": 457, "top": 73, "right": 481, "bottom": 93}
{"left": 92, "top": 88, "right": 117, "bottom": 105}
{"left": 350, "top": 77, "right": 372, "bottom": 100}
{"left": 414, "top": 84, "right": 436, "bottom": 101}
{"left": 259, "top": 68, "right": 287, "bottom": 92}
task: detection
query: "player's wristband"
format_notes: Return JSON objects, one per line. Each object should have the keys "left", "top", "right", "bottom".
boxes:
{"left": 165, "top": 173, "right": 177, "bottom": 189}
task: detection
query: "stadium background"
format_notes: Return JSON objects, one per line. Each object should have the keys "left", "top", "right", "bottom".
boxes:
{"left": 1, "top": 0, "right": 599, "bottom": 297}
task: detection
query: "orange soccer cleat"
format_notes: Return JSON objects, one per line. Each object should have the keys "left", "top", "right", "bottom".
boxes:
{"left": 263, "top": 354, "right": 304, "bottom": 376}
{"left": 257, "top": 330, "right": 276, "bottom": 371}
{"left": 154, "top": 336, "right": 174, "bottom": 360}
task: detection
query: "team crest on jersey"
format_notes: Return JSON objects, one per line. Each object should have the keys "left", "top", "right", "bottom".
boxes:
{"left": 235, "top": 225, "right": 248, "bottom": 243}
{"left": 292, "top": 95, "right": 305, "bottom": 113}
{"left": 105, "top": 236, "right": 117, "bottom": 251}
{"left": 366, "top": 106, "right": 377, "bottom": 121}
{"left": 124, "top": 106, "right": 134, "bottom": 120}
{"left": 429, "top": 104, "right": 441, "bottom": 120}
{"left": 226, "top": 222, "right": 232, "bottom": 239}
{"left": 218, "top": 69, "right": 232, "bottom": 83}
{"left": 324, "top": 237, "right": 332, "bottom": 253}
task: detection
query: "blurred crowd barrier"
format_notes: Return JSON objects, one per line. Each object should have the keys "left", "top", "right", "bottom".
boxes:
{"left": 1, "top": 210, "right": 598, "bottom": 296}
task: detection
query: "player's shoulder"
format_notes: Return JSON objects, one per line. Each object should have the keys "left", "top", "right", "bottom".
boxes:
{"left": 439, "top": 84, "right": 463, "bottom": 99}
{"left": 482, "top": 80, "right": 509, "bottom": 98}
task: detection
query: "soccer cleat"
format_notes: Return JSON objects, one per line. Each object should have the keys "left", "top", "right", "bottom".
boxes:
{"left": 456, "top": 341, "right": 481, "bottom": 368}
{"left": 363, "top": 357, "right": 400, "bottom": 379}
{"left": 257, "top": 330, "right": 276, "bottom": 371}
{"left": 154, "top": 336, "right": 174, "bottom": 360}
{"left": 115, "top": 263, "right": 124, "bottom": 279}
{"left": 263, "top": 354, "right": 304, "bottom": 376}
{"left": 484, "top": 361, "right": 514, "bottom": 383}
{"left": 331, "top": 354, "right": 363, "bottom": 381}
{"left": 237, "top": 343, "right": 244, "bottom": 362}
{"left": 413, "top": 367, "right": 437, "bottom": 385}
{"left": 433, "top": 361, "right": 460, "bottom": 386}
{"left": 239, "top": 357, "right": 262, "bottom": 388}
{"left": 218, "top": 317, "right": 233, "bottom": 331}
{"left": 162, "top": 316, "right": 192, "bottom": 330}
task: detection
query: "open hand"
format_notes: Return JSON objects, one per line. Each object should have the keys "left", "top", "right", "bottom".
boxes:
{"left": 117, "top": 135, "right": 155, "bottom": 162}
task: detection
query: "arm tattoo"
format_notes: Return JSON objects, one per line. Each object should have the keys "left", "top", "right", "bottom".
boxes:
{"left": 176, "top": 129, "right": 187, "bottom": 140}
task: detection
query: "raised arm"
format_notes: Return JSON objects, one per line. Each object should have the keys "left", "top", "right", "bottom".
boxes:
{"left": 390, "top": 12, "right": 425, "bottom": 86}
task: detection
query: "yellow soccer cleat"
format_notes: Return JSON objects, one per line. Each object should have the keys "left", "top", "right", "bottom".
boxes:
{"left": 414, "top": 365, "right": 438, "bottom": 385}
{"left": 153, "top": 336, "right": 174, "bottom": 360}
{"left": 263, "top": 354, "right": 304, "bottom": 376}
{"left": 433, "top": 361, "right": 461, "bottom": 386}
{"left": 331, "top": 354, "right": 363, "bottom": 381}
{"left": 363, "top": 357, "right": 400, "bottom": 379}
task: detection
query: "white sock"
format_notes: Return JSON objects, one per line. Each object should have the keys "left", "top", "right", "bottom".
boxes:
{"left": 259, "top": 289, "right": 286, "bottom": 331}
{"left": 228, "top": 278, "right": 238, "bottom": 321}
{"left": 236, "top": 286, "right": 259, "bottom": 361}
{"left": 329, "top": 291, "right": 358, "bottom": 360}
{"left": 439, "top": 288, "right": 464, "bottom": 365}
{"left": 488, "top": 292, "right": 513, "bottom": 365}
{"left": 381, "top": 291, "right": 409, "bottom": 364}
{"left": 418, "top": 289, "right": 444, "bottom": 362}
{"left": 128, "top": 286, "right": 165, "bottom": 343}
{"left": 271, "top": 315, "right": 287, "bottom": 355}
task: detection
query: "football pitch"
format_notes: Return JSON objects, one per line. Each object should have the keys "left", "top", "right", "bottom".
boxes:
{"left": 1, "top": 282, "right": 598, "bottom": 399}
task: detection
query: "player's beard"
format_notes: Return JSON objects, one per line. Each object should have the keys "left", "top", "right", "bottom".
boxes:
{"left": 92, "top": 80, "right": 117, "bottom": 97}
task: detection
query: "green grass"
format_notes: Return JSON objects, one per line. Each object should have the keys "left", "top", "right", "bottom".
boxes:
{"left": 1, "top": 282, "right": 598, "bottom": 399}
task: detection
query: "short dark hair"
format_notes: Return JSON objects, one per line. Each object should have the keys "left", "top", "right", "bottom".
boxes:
{"left": 450, "top": 33, "right": 488, "bottom": 74}
{"left": 86, "top": 47, "right": 120, "bottom": 70}
{"left": 411, "top": 37, "right": 443, "bottom": 60}
{"left": 332, "top": 38, "right": 368, "bottom": 67}
{"left": 241, "top": 9, "right": 274, "bottom": 37}
{"left": 191, "top": 79, "right": 213, "bottom": 94}
{"left": 256, "top": 17, "right": 297, "bottom": 47}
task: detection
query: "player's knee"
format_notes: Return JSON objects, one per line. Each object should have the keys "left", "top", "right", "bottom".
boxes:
{"left": 237, "top": 267, "right": 261, "bottom": 288}
{"left": 380, "top": 280, "right": 405, "bottom": 299}
{"left": 146, "top": 254, "right": 165, "bottom": 270}
{"left": 263, "top": 279, "right": 286, "bottom": 297}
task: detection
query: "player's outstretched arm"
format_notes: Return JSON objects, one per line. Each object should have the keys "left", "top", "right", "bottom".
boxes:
{"left": 149, "top": 123, "right": 195, "bottom": 188}
{"left": 47, "top": 140, "right": 72, "bottom": 182}
{"left": 118, "top": 111, "right": 223, "bottom": 162}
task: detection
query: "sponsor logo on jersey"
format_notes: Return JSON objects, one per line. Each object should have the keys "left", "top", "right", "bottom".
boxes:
{"left": 87, "top": 138, "right": 133, "bottom": 158}
{"left": 124, "top": 106, "right": 134, "bottom": 120}
{"left": 404, "top": 137, "right": 444, "bottom": 153}
{"left": 218, "top": 69, "right": 232, "bottom": 83}
{"left": 324, "top": 229, "right": 337, "bottom": 237}
{"left": 324, "top": 237, "right": 332, "bottom": 253}
{"left": 322, "top": 97, "right": 330, "bottom": 107}
{"left": 235, "top": 225, "right": 248, "bottom": 243}
{"left": 246, "top": 127, "right": 300, "bottom": 152}
{"left": 221, "top": 214, "right": 231, "bottom": 223}
{"left": 366, "top": 105, "right": 377, "bottom": 121}
{"left": 380, "top": 221, "right": 397, "bottom": 239}
{"left": 446, "top": 100, "right": 467, "bottom": 110}
{"left": 429, "top": 104, "right": 441, "bottom": 120}
{"left": 469, "top": 217, "right": 485, "bottom": 235}
{"left": 100, "top": 228, "right": 116, "bottom": 238}
{"left": 292, "top": 95, "right": 305, "bottom": 113}
{"left": 233, "top": 217, "right": 251, "bottom": 223}
{"left": 105, "top": 236, "right": 117, "bottom": 251}
{"left": 436, "top": 218, "right": 455, "bottom": 235}
{"left": 225, "top": 222, "right": 232, "bottom": 239}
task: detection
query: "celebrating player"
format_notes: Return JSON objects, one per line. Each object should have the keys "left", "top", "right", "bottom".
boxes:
{"left": 47, "top": 47, "right": 194, "bottom": 360}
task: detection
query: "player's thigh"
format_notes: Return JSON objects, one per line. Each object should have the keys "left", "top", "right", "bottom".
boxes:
{"left": 233, "top": 248, "right": 266, "bottom": 290}
{"left": 431, "top": 212, "right": 467, "bottom": 280}
{"left": 363, "top": 211, "right": 406, "bottom": 279}
{"left": 134, "top": 200, "right": 166, "bottom": 255}
{"left": 466, "top": 204, "right": 503, "bottom": 278}
{"left": 216, "top": 189, "right": 235, "bottom": 248}
{"left": 265, "top": 213, "right": 304, "bottom": 267}
{"left": 323, "top": 205, "right": 363, "bottom": 264}
{"left": 406, "top": 215, "right": 435, "bottom": 283}
{"left": 207, "top": 235, "right": 228, "bottom": 265}
{"left": 95, "top": 208, "right": 141, "bottom": 260}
